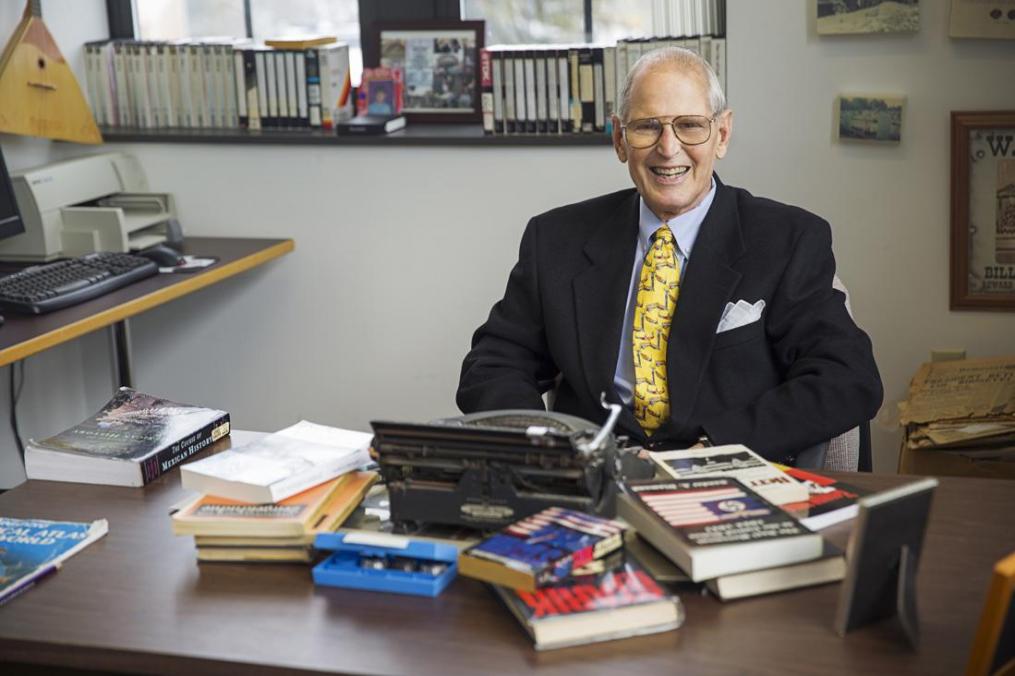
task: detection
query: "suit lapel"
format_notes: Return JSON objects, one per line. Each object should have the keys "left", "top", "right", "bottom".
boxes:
{"left": 573, "top": 190, "right": 639, "bottom": 425}
{"left": 659, "top": 177, "right": 745, "bottom": 438}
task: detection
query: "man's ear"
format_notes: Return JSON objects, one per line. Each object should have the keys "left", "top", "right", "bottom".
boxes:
{"left": 612, "top": 115, "right": 627, "bottom": 163}
{"left": 715, "top": 109, "right": 733, "bottom": 160}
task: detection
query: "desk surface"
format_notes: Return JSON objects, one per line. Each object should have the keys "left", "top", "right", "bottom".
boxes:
{"left": 0, "top": 237, "right": 294, "bottom": 367}
{"left": 0, "top": 464, "right": 1010, "bottom": 675}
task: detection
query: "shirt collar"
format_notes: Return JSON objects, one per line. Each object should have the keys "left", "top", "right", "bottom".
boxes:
{"left": 638, "top": 177, "right": 717, "bottom": 257}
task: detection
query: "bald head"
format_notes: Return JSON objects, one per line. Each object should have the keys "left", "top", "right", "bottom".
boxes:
{"left": 617, "top": 47, "right": 726, "bottom": 122}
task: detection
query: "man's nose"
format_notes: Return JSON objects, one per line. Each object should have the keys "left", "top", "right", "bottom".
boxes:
{"left": 655, "top": 123, "right": 682, "bottom": 156}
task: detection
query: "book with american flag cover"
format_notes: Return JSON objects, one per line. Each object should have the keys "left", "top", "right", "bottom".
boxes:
{"left": 617, "top": 478, "right": 823, "bottom": 582}
{"left": 458, "top": 507, "right": 626, "bottom": 592}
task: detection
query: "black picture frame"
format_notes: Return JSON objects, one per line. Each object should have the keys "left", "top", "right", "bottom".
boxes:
{"left": 834, "top": 477, "right": 938, "bottom": 648}
{"left": 369, "top": 20, "right": 485, "bottom": 123}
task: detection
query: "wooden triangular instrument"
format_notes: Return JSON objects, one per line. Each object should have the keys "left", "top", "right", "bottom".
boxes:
{"left": 0, "top": 0, "right": 102, "bottom": 144}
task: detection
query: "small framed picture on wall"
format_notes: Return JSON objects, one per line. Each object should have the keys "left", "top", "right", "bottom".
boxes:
{"left": 951, "top": 111, "right": 1015, "bottom": 311}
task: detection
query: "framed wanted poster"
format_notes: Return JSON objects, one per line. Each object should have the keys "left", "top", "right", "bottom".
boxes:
{"left": 951, "top": 111, "right": 1015, "bottom": 310}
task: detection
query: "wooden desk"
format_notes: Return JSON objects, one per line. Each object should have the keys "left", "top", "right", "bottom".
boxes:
{"left": 0, "top": 237, "right": 294, "bottom": 383}
{"left": 0, "top": 464, "right": 1009, "bottom": 676}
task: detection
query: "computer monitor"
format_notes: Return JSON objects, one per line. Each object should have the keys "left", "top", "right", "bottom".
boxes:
{"left": 0, "top": 145, "right": 27, "bottom": 241}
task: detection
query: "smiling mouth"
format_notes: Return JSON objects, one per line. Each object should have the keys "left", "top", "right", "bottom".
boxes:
{"left": 651, "top": 166, "right": 690, "bottom": 178}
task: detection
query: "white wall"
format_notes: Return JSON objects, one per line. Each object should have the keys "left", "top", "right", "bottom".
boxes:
{"left": 1, "top": 0, "right": 1013, "bottom": 487}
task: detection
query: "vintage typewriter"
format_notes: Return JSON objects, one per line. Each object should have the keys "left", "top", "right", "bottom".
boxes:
{"left": 371, "top": 399, "right": 650, "bottom": 530}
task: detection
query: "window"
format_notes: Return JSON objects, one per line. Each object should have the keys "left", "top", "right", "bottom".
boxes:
{"left": 462, "top": 0, "right": 655, "bottom": 45}
{"left": 134, "top": 0, "right": 362, "bottom": 82}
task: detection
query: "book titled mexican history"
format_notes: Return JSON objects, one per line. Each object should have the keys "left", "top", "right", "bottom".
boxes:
{"left": 25, "top": 388, "right": 230, "bottom": 487}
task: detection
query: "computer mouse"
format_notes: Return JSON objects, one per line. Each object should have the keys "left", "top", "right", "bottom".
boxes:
{"left": 138, "top": 244, "right": 183, "bottom": 267}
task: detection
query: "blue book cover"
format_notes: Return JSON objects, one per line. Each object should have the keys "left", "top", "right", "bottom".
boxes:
{"left": 461, "top": 507, "right": 625, "bottom": 588}
{"left": 0, "top": 517, "right": 108, "bottom": 604}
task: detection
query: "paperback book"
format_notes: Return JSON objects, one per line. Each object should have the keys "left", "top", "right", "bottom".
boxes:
{"left": 25, "top": 388, "right": 230, "bottom": 487}
{"left": 492, "top": 556, "right": 683, "bottom": 650}
{"left": 458, "top": 507, "right": 625, "bottom": 592}
{"left": 180, "top": 420, "right": 372, "bottom": 503}
{"left": 172, "top": 470, "right": 377, "bottom": 539}
{"left": 648, "top": 444, "right": 808, "bottom": 505}
{"left": 0, "top": 517, "right": 109, "bottom": 605}
{"left": 775, "top": 464, "right": 869, "bottom": 530}
{"left": 617, "top": 478, "right": 823, "bottom": 582}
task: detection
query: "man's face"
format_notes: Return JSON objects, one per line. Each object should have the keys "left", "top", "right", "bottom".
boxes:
{"left": 612, "top": 64, "right": 732, "bottom": 223}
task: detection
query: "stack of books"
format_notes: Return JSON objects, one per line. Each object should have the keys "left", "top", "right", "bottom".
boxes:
{"left": 83, "top": 37, "right": 353, "bottom": 132}
{"left": 171, "top": 420, "right": 377, "bottom": 562}
{"left": 617, "top": 476, "right": 847, "bottom": 601}
{"left": 457, "top": 506, "right": 684, "bottom": 650}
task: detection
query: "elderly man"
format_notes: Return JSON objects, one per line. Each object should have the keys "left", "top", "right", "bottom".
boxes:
{"left": 456, "top": 48, "right": 882, "bottom": 463}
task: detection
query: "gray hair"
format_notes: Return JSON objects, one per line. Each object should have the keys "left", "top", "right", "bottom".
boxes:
{"left": 617, "top": 47, "right": 727, "bottom": 121}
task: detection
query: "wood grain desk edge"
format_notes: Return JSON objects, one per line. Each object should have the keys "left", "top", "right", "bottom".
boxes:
{"left": 0, "top": 239, "right": 294, "bottom": 366}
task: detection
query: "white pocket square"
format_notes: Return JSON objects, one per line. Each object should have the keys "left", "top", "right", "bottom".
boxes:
{"left": 717, "top": 299, "right": 765, "bottom": 333}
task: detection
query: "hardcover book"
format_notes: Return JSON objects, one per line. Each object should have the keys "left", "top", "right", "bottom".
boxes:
{"left": 458, "top": 507, "right": 625, "bottom": 592}
{"left": 491, "top": 557, "right": 683, "bottom": 650}
{"left": 25, "top": 388, "right": 230, "bottom": 487}
{"left": 776, "top": 464, "right": 869, "bottom": 530}
{"left": 705, "top": 541, "right": 846, "bottom": 601}
{"left": 617, "top": 478, "right": 823, "bottom": 582}
{"left": 648, "top": 444, "right": 808, "bottom": 505}
{"left": 171, "top": 470, "right": 377, "bottom": 538}
{"left": 180, "top": 420, "right": 372, "bottom": 504}
{"left": 0, "top": 517, "right": 109, "bottom": 605}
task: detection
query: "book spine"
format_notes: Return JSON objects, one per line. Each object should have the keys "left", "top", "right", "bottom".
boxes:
{"left": 523, "top": 51, "right": 536, "bottom": 134}
{"left": 275, "top": 51, "right": 290, "bottom": 127}
{"left": 513, "top": 54, "right": 526, "bottom": 133}
{"left": 285, "top": 51, "right": 299, "bottom": 128}
{"left": 140, "top": 413, "right": 231, "bottom": 485}
{"left": 604, "top": 45, "right": 616, "bottom": 133}
{"left": 568, "top": 48, "right": 581, "bottom": 133}
{"left": 491, "top": 50, "right": 504, "bottom": 134}
{"left": 243, "top": 50, "right": 260, "bottom": 131}
{"left": 546, "top": 49, "right": 558, "bottom": 135}
{"left": 579, "top": 48, "right": 595, "bottom": 133}
{"left": 503, "top": 53, "right": 515, "bottom": 134}
{"left": 255, "top": 51, "right": 270, "bottom": 128}
{"left": 265, "top": 49, "right": 278, "bottom": 128}
{"left": 557, "top": 50, "right": 569, "bottom": 134}
{"left": 480, "top": 48, "right": 494, "bottom": 135}
{"left": 235, "top": 48, "right": 248, "bottom": 128}
{"left": 534, "top": 50, "right": 547, "bottom": 135}
{"left": 593, "top": 47, "right": 605, "bottom": 133}
{"left": 294, "top": 51, "right": 308, "bottom": 127}
{"left": 304, "top": 49, "right": 321, "bottom": 128}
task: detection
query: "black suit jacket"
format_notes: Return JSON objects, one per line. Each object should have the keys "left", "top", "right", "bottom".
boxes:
{"left": 456, "top": 178, "right": 883, "bottom": 462}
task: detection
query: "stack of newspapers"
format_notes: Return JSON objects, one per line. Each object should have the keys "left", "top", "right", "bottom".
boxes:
{"left": 171, "top": 421, "right": 377, "bottom": 563}
{"left": 899, "top": 355, "right": 1015, "bottom": 458}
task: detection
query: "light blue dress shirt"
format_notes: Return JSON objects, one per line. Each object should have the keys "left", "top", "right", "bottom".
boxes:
{"left": 613, "top": 179, "right": 717, "bottom": 405}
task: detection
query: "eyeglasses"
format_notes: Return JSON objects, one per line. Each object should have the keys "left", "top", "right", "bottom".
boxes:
{"left": 622, "top": 115, "right": 715, "bottom": 148}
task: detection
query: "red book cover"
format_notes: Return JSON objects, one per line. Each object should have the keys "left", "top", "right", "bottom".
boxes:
{"left": 778, "top": 465, "right": 870, "bottom": 530}
{"left": 357, "top": 67, "right": 403, "bottom": 116}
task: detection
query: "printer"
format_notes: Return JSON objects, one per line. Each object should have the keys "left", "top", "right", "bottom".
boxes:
{"left": 0, "top": 152, "right": 178, "bottom": 261}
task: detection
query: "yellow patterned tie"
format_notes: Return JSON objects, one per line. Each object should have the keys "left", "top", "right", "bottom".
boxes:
{"left": 633, "top": 225, "right": 680, "bottom": 434}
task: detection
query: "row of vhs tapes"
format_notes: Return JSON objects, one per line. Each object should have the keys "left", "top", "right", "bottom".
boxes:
{"left": 480, "top": 35, "right": 726, "bottom": 136}
{"left": 83, "top": 39, "right": 355, "bottom": 132}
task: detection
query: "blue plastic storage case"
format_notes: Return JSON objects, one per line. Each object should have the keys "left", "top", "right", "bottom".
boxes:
{"left": 312, "top": 532, "right": 459, "bottom": 597}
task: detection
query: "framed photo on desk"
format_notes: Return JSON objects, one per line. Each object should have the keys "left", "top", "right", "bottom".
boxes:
{"left": 371, "top": 21, "right": 484, "bottom": 123}
{"left": 950, "top": 111, "right": 1015, "bottom": 310}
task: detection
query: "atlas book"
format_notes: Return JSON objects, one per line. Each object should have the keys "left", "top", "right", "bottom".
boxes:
{"left": 24, "top": 388, "right": 230, "bottom": 487}
{"left": 491, "top": 556, "right": 683, "bottom": 650}
{"left": 180, "top": 420, "right": 372, "bottom": 503}
{"left": 617, "top": 477, "right": 823, "bottom": 582}
{"left": 0, "top": 517, "right": 109, "bottom": 605}
{"left": 775, "top": 464, "right": 869, "bottom": 530}
{"left": 172, "top": 470, "right": 378, "bottom": 539}
{"left": 648, "top": 444, "right": 808, "bottom": 505}
{"left": 458, "top": 507, "right": 626, "bottom": 592}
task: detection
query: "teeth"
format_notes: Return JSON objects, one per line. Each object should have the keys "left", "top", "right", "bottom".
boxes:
{"left": 652, "top": 167, "right": 689, "bottom": 177}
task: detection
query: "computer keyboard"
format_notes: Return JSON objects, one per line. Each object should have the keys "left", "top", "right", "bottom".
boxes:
{"left": 0, "top": 252, "right": 158, "bottom": 314}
